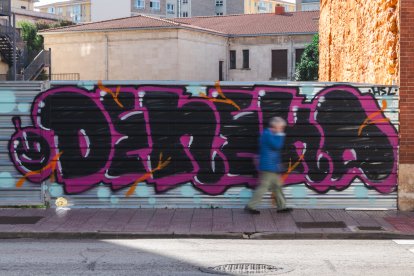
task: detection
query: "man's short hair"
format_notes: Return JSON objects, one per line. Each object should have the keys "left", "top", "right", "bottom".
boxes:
{"left": 269, "top": 117, "right": 287, "bottom": 128}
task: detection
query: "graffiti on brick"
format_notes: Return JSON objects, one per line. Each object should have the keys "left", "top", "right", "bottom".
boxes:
{"left": 8, "top": 84, "right": 398, "bottom": 195}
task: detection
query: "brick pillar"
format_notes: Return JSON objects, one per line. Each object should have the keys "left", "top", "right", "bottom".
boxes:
{"left": 399, "top": 0, "right": 414, "bottom": 211}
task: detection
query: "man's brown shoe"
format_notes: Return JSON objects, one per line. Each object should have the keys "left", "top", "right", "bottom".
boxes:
{"left": 277, "top": 208, "right": 293, "bottom": 213}
{"left": 244, "top": 206, "right": 261, "bottom": 214}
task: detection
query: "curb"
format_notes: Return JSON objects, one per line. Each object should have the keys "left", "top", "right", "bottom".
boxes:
{"left": 1, "top": 231, "right": 414, "bottom": 240}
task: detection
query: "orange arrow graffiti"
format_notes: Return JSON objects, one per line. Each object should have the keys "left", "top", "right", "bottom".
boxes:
{"left": 358, "top": 99, "right": 390, "bottom": 136}
{"left": 16, "top": 152, "right": 63, "bottom": 188}
{"left": 125, "top": 152, "right": 171, "bottom": 197}
{"left": 98, "top": 80, "right": 124, "bottom": 109}
{"left": 271, "top": 154, "right": 305, "bottom": 206}
{"left": 199, "top": 81, "right": 241, "bottom": 110}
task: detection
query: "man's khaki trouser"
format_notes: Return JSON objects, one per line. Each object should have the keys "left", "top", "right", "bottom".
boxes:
{"left": 247, "top": 171, "right": 286, "bottom": 210}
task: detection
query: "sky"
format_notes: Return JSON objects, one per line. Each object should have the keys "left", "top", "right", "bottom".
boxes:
{"left": 35, "top": 0, "right": 69, "bottom": 7}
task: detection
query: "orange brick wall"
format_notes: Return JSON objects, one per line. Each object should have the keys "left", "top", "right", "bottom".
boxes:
{"left": 400, "top": 0, "right": 414, "bottom": 164}
{"left": 319, "top": 0, "right": 399, "bottom": 85}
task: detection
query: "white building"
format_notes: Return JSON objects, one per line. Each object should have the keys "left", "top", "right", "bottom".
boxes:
{"left": 296, "top": 0, "right": 319, "bottom": 11}
{"left": 41, "top": 9, "right": 318, "bottom": 81}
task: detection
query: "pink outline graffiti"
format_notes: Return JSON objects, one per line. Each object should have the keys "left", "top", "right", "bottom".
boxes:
{"left": 8, "top": 84, "right": 398, "bottom": 195}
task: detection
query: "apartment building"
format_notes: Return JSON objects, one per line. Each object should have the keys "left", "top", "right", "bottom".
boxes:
{"left": 1, "top": 0, "right": 61, "bottom": 25}
{"left": 296, "top": 0, "right": 319, "bottom": 11}
{"left": 12, "top": 0, "right": 36, "bottom": 10}
{"left": 36, "top": 0, "right": 91, "bottom": 23}
{"left": 245, "top": 0, "right": 296, "bottom": 14}
{"left": 90, "top": 0, "right": 297, "bottom": 21}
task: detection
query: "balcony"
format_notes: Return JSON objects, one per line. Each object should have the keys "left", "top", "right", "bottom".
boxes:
{"left": 0, "top": 0, "right": 11, "bottom": 16}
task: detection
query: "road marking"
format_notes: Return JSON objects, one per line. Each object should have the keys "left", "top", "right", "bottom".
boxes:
{"left": 393, "top": 240, "right": 414, "bottom": 245}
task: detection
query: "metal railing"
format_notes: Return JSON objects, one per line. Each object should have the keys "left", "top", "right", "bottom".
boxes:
{"left": 23, "top": 50, "right": 50, "bottom": 81}
{"left": 0, "top": 73, "right": 24, "bottom": 81}
{"left": 0, "top": 73, "right": 79, "bottom": 81}
{"left": 50, "top": 73, "right": 80, "bottom": 81}
{"left": 0, "top": 24, "right": 26, "bottom": 69}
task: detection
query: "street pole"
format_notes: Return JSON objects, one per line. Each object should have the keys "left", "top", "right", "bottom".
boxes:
{"left": 12, "top": 13, "right": 16, "bottom": 81}
{"left": 48, "top": 48, "right": 52, "bottom": 81}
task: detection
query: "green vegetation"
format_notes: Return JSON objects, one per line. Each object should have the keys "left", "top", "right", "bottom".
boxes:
{"left": 295, "top": 34, "right": 319, "bottom": 81}
{"left": 18, "top": 20, "right": 74, "bottom": 60}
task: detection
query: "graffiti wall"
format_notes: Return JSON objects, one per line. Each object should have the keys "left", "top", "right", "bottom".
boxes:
{"left": 0, "top": 81, "right": 399, "bottom": 208}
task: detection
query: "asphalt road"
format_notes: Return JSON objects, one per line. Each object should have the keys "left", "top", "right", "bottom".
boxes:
{"left": 0, "top": 239, "right": 413, "bottom": 276}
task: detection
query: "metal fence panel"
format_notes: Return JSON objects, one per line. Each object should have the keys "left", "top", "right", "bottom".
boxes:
{"left": 0, "top": 81, "right": 45, "bottom": 206}
{"left": 1, "top": 81, "right": 399, "bottom": 209}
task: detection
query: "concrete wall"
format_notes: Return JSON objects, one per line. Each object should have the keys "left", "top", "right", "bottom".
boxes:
{"left": 228, "top": 35, "right": 313, "bottom": 81}
{"left": 43, "top": 28, "right": 227, "bottom": 81}
{"left": 107, "top": 29, "right": 180, "bottom": 80}
{"left": 44, "top": 32, "right": 107, "bottom": 80}
{"left": 43, "top": 28, "right": 314, "bottom": 82}
{"left": 319, "top": 0, "right": 399, "bottom": 85}
{"left": 91, "top": 0, "right": 130, "bottom": 22}
{"left": 226, "top": 0, "right": 244, "bottom": 15}
{"left": 177, "top": 30, "right": 227, "bottom": 81}
{"left": 190, "top": 0, "right": 216, "bottom": 17}
{"left": 44, "top": 29, "right": 183, "bottom": 80}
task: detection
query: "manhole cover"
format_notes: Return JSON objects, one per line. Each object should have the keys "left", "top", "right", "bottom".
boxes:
{"left": 0, "top": 216, "right": 44, "bottom": 225}
{"left": 200, "top": 263, "right": 293, "bottom": 275}
{"left": 296, "top": 221, "right": 346, "bottom": 228}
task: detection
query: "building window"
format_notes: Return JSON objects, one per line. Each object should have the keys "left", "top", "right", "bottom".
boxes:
{"left": 183, "top": 0, "right": 188, "bottom": 4}
{"left": 301, "top": 3, "right": 320, "bottom": 11}
{"left": 57, "top": 7, "right": 63, "bottom": 15}
{"left": 271, "top": 49, "right": 288, "bottom": 79}
{"left": 216, "top": 0, "right": 224, "bottom": 7}
{"left": 295, "top": 48, "right": 305, "bottom": 65}
{"left": 182, "top": 11, "right": 188, "bottom": 17}
{"left": 150, "top": 0, "right": 160, "bottom": 10}
{"left": 216, "top": 12, "right": 223, "bottom": 16}
{"left": 71, "top": 4, "right": 82, "bottom": 22}
{"left": 242, "top": 49, "right": 249, "bottom": 69}
{"left": 167, "top": 3, "right": 174, "bottom": 14}
{"left": 21, "top": 6, "right": 26, "bottom": 9}
{"left": 47, "top": 7, "right": 55, "bottom": 13}
{"left": 230, "top": 50, "right": 236, "bottom": 69}
{"left": 135, "top": 0, "right": 145, "bottom": 9}
{"left": 258, "top": 1, "right": 268, "bottom": 12}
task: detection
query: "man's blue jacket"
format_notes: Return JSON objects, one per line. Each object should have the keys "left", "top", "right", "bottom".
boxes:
{"left": 259, "top": 128, "right": 285, "bottom": 173}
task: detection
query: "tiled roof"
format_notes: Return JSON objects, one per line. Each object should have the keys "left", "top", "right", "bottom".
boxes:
{"left": 172, "top": 11, "right": 319, "bottom": 35}
{"left": 42, "top": 15, "right": 180, "bottom": 33}
{"left": 42, "top": 11, "right": 319, "bottom": 36}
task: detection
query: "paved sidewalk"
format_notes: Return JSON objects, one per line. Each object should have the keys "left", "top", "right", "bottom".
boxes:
{"left": 0, "top": 208, "right": 413, "bottom": 239}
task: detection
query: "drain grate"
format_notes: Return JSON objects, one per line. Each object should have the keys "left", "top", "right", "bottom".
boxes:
{"left": 357, "top": 226, "right": 385, "bottom": 231}
{"left": 200, "top": 263, "right": 293, "bottom": 275}
{"left": 296, "top": 221, "right": 347, "bottom": 228}
{"left": 0, "top": 216, "right": 44, "bottom": 225}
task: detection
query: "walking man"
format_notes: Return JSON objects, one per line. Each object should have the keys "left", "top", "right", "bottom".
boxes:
{"left": 245, "top": 117, "right": 291, "bottom": 214}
